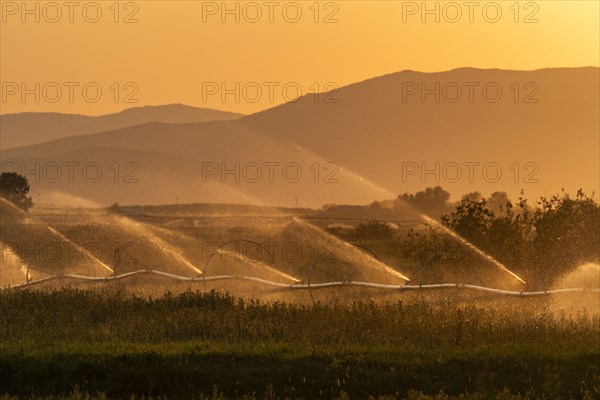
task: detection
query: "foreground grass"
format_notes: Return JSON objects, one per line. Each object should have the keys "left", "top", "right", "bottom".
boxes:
{"left": 0, "top": 289, "right": 598, "bottom": 399}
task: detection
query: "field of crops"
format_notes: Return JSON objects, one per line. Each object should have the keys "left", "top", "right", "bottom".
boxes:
{"left": 1, "top": 288, "right": 598, "bottom": 399}
{"left": 1, "top": 197, "right": 599, "bottom": 399}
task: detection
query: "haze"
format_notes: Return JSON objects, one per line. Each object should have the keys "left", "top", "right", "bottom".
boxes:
{"left": 1, "top": 0, "right": 598, "bottom": 115}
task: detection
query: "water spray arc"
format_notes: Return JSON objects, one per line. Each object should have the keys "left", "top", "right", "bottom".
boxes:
{"left": 0, "top": 198, "right": 113, "bottom": 275}
{"left": 217, "top": 249, "right": 300, "bottom": 282}
{"left": 269, "top": 155, "right": 528, "bottom": 285}
{"left": 106, "top": 214, "right": 203, "bottom": 276}
{"left": 419, "top": 215, "right": 526, "bottom": 284}
{"left": 292, "top": 216, "right": 410, "bottom": 282}
{"left": 46, "top": 226, "right": 114, "bottom": 274}
{"left": 203, "top": 239, "right": 300, "bottom": 286}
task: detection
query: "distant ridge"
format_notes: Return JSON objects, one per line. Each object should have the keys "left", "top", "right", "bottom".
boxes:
{"left": 0, "top": 104, "right": 243, "bottom": 150}
{"left": 2, "top": 68, "right": 597, "bottom": 207}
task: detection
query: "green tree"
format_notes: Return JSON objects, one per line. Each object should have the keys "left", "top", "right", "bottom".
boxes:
{"left": 0, "top": 172, "right": 34, "bottom": 211}
{"left": 441, "top": 189, "right": 599, "bottom": 288}
{"left": 395, "top": 186, "right": 451, "bottom": 217}
{"left": 441, "top": 197, "right": 494, "bottom": 249}
{"left": 530, "top": 190, "right": 600, "bottom": 285}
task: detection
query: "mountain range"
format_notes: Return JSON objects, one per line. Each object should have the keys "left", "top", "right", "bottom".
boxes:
{"left": 1, "top": 104, "right": 242, "bottom": 150}
{"left": 1, "top": 67, "right": 598, "bottom": 208}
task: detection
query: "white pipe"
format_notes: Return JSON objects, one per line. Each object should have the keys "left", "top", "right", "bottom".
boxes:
{"left": 3, "top": 270, "right": 600, "bottom": 295}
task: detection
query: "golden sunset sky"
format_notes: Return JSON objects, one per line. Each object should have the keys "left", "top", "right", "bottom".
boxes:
{"left": 1, "top": 0, "right": 598, "bottom": 115}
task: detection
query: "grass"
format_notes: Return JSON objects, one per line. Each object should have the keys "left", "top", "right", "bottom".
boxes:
{"left": 0, "top": 288, "right": 599, "bottom": 399}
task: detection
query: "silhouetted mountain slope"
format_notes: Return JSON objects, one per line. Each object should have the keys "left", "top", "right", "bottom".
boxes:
{"left": 241, "top": 67, "right": 599, "bottom": 198}
{"left": 2, "top": 68, "right": 597, "bottom": 206}
{"left": 0, "top": 104, "right": 242, "bottom": 150}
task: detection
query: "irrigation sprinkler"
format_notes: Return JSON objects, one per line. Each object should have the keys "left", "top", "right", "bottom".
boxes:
{"left": 307, "top": 246, "right": 369, "bottom": 305}
{"left": 307, "top": 243, "right": 396, "bottom": 304}
{"left": 307, "top": 252, "right": 331, "bottom": 304}
{"left": 419, "top": 214, "right": 526, "bottom": 285}
{"left": 113, "top": 247, "right": 120, "bottom": 277}
{"left": 202, "top": 239, "right": 281, "bottom": 292}
{"left": 25, "top": 255, "right": 32, "bottom": 285}
{"left": 416, "top": 250, "right": 439, "bottom": 304}
{"left": 5, "top": 270, "right": 600, "bottom": 297}
{"left": 23, "top": 252, "right": 43, "bottom": 286}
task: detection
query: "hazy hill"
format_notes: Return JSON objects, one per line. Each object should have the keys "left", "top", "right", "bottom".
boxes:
{"left": 241, "top": 67, "right": 599, "bottom": 200}
{"left": 0, "top": 104, "right": 242, "bottom": 150}
{"left": 1, "top": 127, "right": 387, "bottom": 207}
{"left": 2, "top": 68, "right": 598, "bottom": 207}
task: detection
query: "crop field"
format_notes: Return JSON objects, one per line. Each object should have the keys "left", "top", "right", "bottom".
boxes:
{"left": 1, "top": 288, "right": 599, "bottom": 400}
{"left": 1, "top": 199, "right": 599, "bottom": 399}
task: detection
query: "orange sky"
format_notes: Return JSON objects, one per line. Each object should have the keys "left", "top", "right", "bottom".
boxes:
{"left": 1, "top": 0, "right": 598, "bottom": 115}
